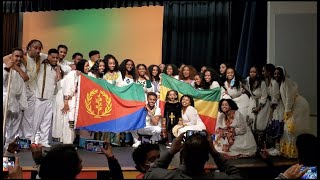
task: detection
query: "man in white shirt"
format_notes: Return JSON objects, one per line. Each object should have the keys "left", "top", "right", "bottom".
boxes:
{"left": 31, "top": 48, "right": 62, "bottom": 147}
{"left": 131, "top": 92, "right": 162, "bottom": 148}
{"left": 3, "top": 40, "right": 47, "bottom": 142}
{"left": 3, "top": 48, "right": 28, "bottom": 151}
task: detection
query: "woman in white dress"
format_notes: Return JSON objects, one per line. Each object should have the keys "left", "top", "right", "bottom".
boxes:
{"left": 136, "top": 64, "right": 154, "bottom": 96}
{"left": 246, "top": 66, "right": 272, "bottom": 131}
{"left": 263, "top": 64, "right": 284, "bottom": 156}
{"left": 223, "top": 67, "right": 250, "bottom": 118}
{"left": 245, "top": 66, "right": 272, "bottom": 154}
{"left": 88, "top": 59, "right": 105, "bottom": 78}
{"left": 176, "top": 95, "right": 206, "bottom": 136}
{"left": 60, "top": 59, "right": 90, "bottom": 144}
{"left": 119, "top": 59, "right": 136, "bottom": 86}
{"left": 274, "top": 66, "right": 310, "bottom": 158}
{"left": 214, "top": 99, "right": 257, "bottom": 158}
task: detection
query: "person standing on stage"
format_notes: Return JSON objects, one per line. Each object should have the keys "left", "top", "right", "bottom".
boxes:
{"left": 31, "top": 48, "right": 63, "bottom": 147}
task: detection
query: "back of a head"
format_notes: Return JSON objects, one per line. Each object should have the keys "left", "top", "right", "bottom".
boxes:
{"left": 296, "top": 133, "right": 318, "bottom": 166}
{"left": 39, "top": 144, "right": 81, "bottom": 180}
{"left": 132, "top": 143, "right": 160, "bottom": 173}
{"left": 181, "top": 134, "right": 210, "bottom": 176}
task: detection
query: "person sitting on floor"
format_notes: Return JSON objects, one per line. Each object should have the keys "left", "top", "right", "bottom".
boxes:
{"left": 214, "top": 98, "right": 257, "bottom": 158}
{"left": 144, "top": 131, "right": 243, "bottom": 179}
{"left": 132, "top": 143, "right": 161, "bottom": 179}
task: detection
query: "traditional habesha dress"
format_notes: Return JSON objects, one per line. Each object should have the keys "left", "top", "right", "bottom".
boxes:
{"left": 3, "top": 63, "right": 28, "bottom": 150}
{"left": 52, "top": 61, "right": 73, "bottom": 142}
{"left": 277, "top": 67, "right": 310, "bottom": 158}
{"left": 214, "top": 110, "right": 257, "bottom": 158}
{"left": 224, "top": 81, "right": 250, "bottom": 118}
{"left": 246, "top": 77, "right": 272, "bottom": 131}
{"left": 59, "top": 70, "right": 81, "bottom": 144}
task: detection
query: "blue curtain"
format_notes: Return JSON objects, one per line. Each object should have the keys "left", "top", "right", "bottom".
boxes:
{"left": 235, "top": 1, "right": 267, "bottom": 78}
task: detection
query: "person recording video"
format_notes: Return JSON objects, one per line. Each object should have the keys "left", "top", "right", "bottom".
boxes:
{"left": 144, "top": 130, "right": 243, "bottom": 179}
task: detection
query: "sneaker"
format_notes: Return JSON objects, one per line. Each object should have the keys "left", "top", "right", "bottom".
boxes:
{"left": 132, "top": 141, "right": 141, "bottom": 148}
{"left": 41, "top": 144, "right": 52, "bottom": 148}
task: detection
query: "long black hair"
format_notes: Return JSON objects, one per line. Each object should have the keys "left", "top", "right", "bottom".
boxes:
{"left": 76, "top": 59, "right": 88, "bottom": 74}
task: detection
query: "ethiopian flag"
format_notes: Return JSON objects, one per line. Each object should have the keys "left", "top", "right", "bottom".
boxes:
{"left": 159, "top": 74, "right": 220, "bottom": 134}
{"left": 75, "top": 74, "right": 147, "bottom": 132}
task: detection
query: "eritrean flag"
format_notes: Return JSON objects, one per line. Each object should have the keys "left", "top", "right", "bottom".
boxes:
{"left": 159, "top": 74, "right": 220, "bottom": 134}
{"left": 75, "top": 74, "right": 147, "bottom": 132}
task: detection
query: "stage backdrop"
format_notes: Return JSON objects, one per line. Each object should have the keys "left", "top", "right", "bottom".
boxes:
{"left": 22, "top": 6, "right": 163, "bottom": 66}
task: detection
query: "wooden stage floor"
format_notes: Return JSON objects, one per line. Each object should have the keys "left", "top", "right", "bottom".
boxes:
{"left": 9, "top": 144, "right": 298, "bottom": 179}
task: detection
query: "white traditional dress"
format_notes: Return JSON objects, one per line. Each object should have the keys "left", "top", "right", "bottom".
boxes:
{"left": 224, "top": 81, "right": 250, "bottom": 118}
{"left": 246, "top": 77, "right": 272, "bottom": 131}
{"left": 32, "top": 61, "right": 59, "bottom": 146}
{"left": 60, "top": 70, "right": 80, "bottom": 144}
{"left": 278, "top": 69, "right": 310, "bottom": 158}
{"left": 177, "top": 106, "right": 206, "bottom": 136}
{"left": 214, "top": 110, "right": 257, "bottom": 157}
{"left": 20, "top": 53, "right": 47, "bottom": 140}
{"left": 3, "top": 63, "right": 28, "bottom": 150}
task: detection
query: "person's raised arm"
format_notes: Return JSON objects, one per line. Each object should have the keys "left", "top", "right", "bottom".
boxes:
{"left": 100, "top": 142, "right": 124, "bottom": 180}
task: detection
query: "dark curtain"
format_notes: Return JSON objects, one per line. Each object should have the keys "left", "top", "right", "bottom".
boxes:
{"left": 235, "top": 1, "right": 267, "bottom": 78}
{"left": 3, "top": 0, "right": 163, "bottom": 13}
{"left": 162, "top": 0, "right": 267, "bottom": 73}
{"left": 3, "top": 13, "right": 19, "bottom": 57}
{"left": 162, "top": 1, "right": 232, "bottom": 71}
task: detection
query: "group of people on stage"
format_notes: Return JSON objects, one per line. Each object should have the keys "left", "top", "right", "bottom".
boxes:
{"left": 3, "top": 39, "right": 312, "bottom": 161}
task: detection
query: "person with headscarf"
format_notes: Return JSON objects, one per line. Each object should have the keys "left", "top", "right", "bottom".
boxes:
{"left": 274, "top": 66, "right": 310, "bottom": 158}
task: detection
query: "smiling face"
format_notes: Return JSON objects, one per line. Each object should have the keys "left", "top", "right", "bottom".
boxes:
{"left": 181, "top": 96, "right": 191, "bottom": 107}
{"left": 182, "top": 66, "right": 190, "bottom": 78}
{"left": 58, "top": 47, "right": 67, "bottom": 61}
{"left": 147, "top": 94, "right": 157, "bottom": 108}
{"left": 166, "top": 65, "right": 173, "bottom": 76}
{"left": 98, "top": 61, "right": 105, "bottom": 73}
{"left": 204, "top": 71, "right": 212, "bottom": 82}
{"left": 137, "top": 65, "right": 147, "bottom": 77}
{"left": 84, "top": 62, "right": 90, "bottom": 74}
{"left": 12, "top": 50, "right": 23, "bottom": 66}
{"left": 194, "top": 74, "right": 202, "bottom": 85}
{"left": 126, "top": 60, "right": 134, "bottom": 72}
{"left": 48, "top": 53, "right": 59, "bottom": 66}
{"left": 220, "top": 100, "right": 230, "bottom": 113}
{"left": 152, "top": 66, "right": 159, "bottom": 77}
{"left": 274, "top": 69, "right": 283, "bottom": 83}
{"left": 226, "top": 68, "right": 235, "bottom": 80}
{"left": 107, "top": 58, "right": 116, "bottom": 71}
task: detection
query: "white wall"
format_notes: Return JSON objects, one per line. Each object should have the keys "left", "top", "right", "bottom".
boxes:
{"left": 268, "top": 1, "right": 317, "bottom": 136}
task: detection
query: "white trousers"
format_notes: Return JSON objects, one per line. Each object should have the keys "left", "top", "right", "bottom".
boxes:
{"left": 131, "top": 125, "right": 161, "bottom": 143}
{"left": 20, "top": 88, "right": 35, "bottom": 140}
{"left": 31, "top": 98, "right": 53, "bottom": 145}
{"left": 4, "top": 110, "right": 23, "bottom": 150}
